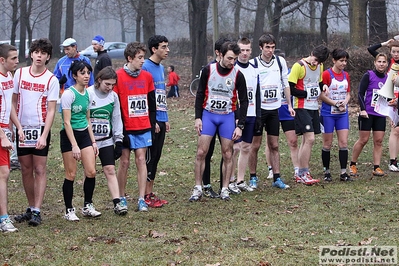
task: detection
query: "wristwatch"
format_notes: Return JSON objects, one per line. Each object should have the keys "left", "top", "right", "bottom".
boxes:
{"left": 237, "top": 124, "right": 244, "bottom": 130}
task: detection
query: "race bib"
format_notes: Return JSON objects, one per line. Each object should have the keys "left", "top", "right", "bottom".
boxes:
{"left": 2, "top": 128, "right": 12, "bottom": 142}
{"left": 247, "top": 87, "right": 255, "bottom": 108}
{"left": 19, "top": 126, "right": 41, "bottom": 148}
{"left": 155, "top": 89, "right": 167, "bottom": 111}
{"left": 371, "top": 89, "right": 379, "bottom": 107}
{"left": 330, "top": 87, "right": 347, "bottom": 114}
{"left": 208, "top": 95, "right": 232, "bottom": 114}
{"left": 128, "top": 94, "right": 148, "bottom": 117}
{"left": 90, "top": 118, "right": 110, "bottom": 140}
{"left": 305, "top": 83, "right": 320, "bottom": 102}
{"left": 260, "top": 85, "right": 279, "bottom": 104}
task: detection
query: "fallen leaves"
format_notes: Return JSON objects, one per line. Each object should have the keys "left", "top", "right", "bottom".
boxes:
{"left": 149, "top": 230, "right": 166, "bottom": 238}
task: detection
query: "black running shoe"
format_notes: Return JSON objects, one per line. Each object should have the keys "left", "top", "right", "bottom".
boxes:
{"left": 203, "top": 185, "right": 220, "bottom": 198}
{"left": 340, "top": 172, "right": 353, "bottom": 182}
{"left": 324, "top": 172, "right": 332, "bottom": 182}
{"left": 15, "top": 208, "right": 32, "bottom": 223}
{"left": 28, "top": 211, "right": 42, "bottom": 226}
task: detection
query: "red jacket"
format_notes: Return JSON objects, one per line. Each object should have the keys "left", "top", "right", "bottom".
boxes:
{"left": 166, "top": 71, "right": 180, "bottom": 86}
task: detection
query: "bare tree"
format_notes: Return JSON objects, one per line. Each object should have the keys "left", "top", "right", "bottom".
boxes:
{"left": 49, "top": 0, "right": 63, "bottom": 57}
{"left": 349, "top": 0, "right": 367, "bottom": 46}
{"left": 10, "top": 0, "right": 19, "bottom": 46}
{"left": 251, "top": 0, "right": 267, "bottom": 53}
{"left": 141, "top": 0, "right": 155, "bottom": 44}
{"left": 189, "top": 0, "right": 209, "bottom": 80}
{"left": 369, "top": 0, "right": 387, "bottom": 44}
{"left": 19, "top": 0, "right": 27, "bottom": 62}
{"left": 233, "top": 0, "right": 241, "bottom": 36}
{"left": 65, "top": 0, "right": 75, "bottom": 39}
{"left": 320, "top": 0, "right": 331, "bottom": 43}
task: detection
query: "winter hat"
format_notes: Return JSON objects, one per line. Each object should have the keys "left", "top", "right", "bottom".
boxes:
{"left": 61, "top": 38, "right": 77, "bottom": 47}
{"left": 92, "top": 35, "right": 105, "bottom": 46}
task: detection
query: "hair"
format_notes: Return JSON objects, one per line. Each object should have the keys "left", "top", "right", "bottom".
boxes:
{"left": 237, "top": 37, "right": 251, "bottom": 46}
{"left": 124, "top": 42, "right": 147, "bottom": 61}
{"left": 274, "top": 49, "right": 286, "bottom": 58}
{"left": 29, "top": 38, "right": 53, "bottom": 65}
{"left": 215, "top": 37, "right": 231, "bottom": 52}
{"left": 258, "top": 33, "right": 276, "bottom": 47}
{"left": 220, "top": 41, "right": 240, "bottom": 56}
{"left": 147, "top": 35, "right": 168, "bottom": 55}
{"left": 94, "top": 66, "right": 117, "bottom": 88}
{"left": 331, "top": 48, "right": 349, "bottom": 61}
{"left": 169, "top": 65, "right": 175, "bottom": 72}
{"left": 68, "top": 60, "right": 92, "bottom": 81}
{"left": 312, "top": 45, "right": 330, "bottom": 63}
{"left": 375, "top": 53, "right": 388, "bottom": 62}
{"left": 0, "top": 44, "right": 17, "bottom": 59}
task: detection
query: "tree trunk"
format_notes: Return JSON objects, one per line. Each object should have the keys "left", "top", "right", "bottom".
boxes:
{"left": 233, "top": 0, "right": 241, "bottom": 37}
{"left": 309, "top": 0, "right": 316, "bottom": 32}
{"left": 49, "top": 0, "right": 63, "bottom": 58}
{"left": 141, "top": 0, "right": 155, "bottom": 45}
{"left": 271, "top": 0, "right": 283, "bottom": 45}
{"left": 368, "top": 0, "right": 387, "bottom": 45}
{"left": 252, "top": 0, "right": 267, "bottom": 54}
{"left": 65, "top": 0, "right": 75, "bottom": 40}
{"left": 189, "top": 0, "right": 209, "bottom": 80}
{"left": 10, "top": 0, "right": 18, "bottom": 47}
{"left": 320, "top": 0, "right": 331, "bottom": 43}
{"left": 349, "top": 0, "right": 368, "bottom": 46}
{"left": 19, "top": 0, "right": 27, "bottom": 62}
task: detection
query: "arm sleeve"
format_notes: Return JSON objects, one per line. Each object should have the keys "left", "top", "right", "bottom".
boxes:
{"left": 288, "top": 62, "right": 308, "bottom": 98}
{"left": 255, "top": 78, "right": 261, "bottom": 117}
{"left": 236, "top": 72, "right": 248, "bottom": 127}
{"left": 367, "top": 43, "right": 382, "bottom": 58}
{"left": 358, "top": 72, "right": 370, "bottom": 111}
{"left": 111, "top": 92, "right": 123, "bottom": 143}
{"left": 148, "top": 89, "right": 156, "bottom": 128}
{"left": 195, "top": 65, "right": 210, "bottom": 119}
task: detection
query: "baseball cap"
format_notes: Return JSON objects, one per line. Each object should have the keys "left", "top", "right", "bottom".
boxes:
{"left": 61, "top": 38, "right": 77, "bottom": 47}
{"left": 92, "top": 35, "right": 105, "bottom": 46}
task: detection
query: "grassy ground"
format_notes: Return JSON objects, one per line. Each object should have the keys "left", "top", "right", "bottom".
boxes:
{"left": 2, "top": 61, "right": 399, "bottom": 265}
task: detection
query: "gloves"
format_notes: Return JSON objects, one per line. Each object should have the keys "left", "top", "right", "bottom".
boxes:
{"left": 255, "top": 117, "right": 263, "bottom": 134}
{"left": 59, "top": 74, "right": 67, "bottom": 85}
{"left": 114, "top": 141, "right": 123, "bottom": 160}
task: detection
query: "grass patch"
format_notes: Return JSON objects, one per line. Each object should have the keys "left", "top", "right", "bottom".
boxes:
{"left": 2, "top": 91, "right": 399, "bottom": 265}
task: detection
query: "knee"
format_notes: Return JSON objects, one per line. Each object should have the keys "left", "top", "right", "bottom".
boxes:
{"left": 85, "top": 168, "right": 97, "bottom": 178}
{"left": 119, "top": 157, "right": 130, "bottom": 170}
{"left": 196, "top": 149, "right": 208, "bottom": 161}
{"left": 374, "top": 138, "right": 384, "bottom": 146}
{"left": 103, "top": 165, "right": 116, "bottom": 177}
{"left": 135, "top": 155, "right": 146, "bottom": 166}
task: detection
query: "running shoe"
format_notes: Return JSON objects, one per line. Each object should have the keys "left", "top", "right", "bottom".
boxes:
{"left": 272, "top": 177, "right": 290, "bottom": 189}
{"left": 203, "top": 184, "right": 220, "bottom": 198}
{"left": 267, "top": 169, "right": 273, "bottom": 179}
{"left": 228, "top": 182, "right": 241, "bottom": 194}
{"left": 137, "top": 199, "right": 148, "bottom": 212}
{"left": 82, "top": 203, "right": 102, "bottom": 218}
{"left": 114, "top": 202, "right": 128, "bottom": 215}
{"left": 220, "top": 188, "right": 231, "bottom": 201}
{"left": 296, "top": 172, "right": 319, "bottom": 185}
{"left": 145, "top": 194, "right": 163, "bottom": 208}
{"left": 340, "top": 172, "right": 353, "bottom": 182}
{"left": 28, "top": 211, "right": 42, "bottom": 226}
{"left": 189, "top": 186, "right": 202, "bottom": 202}
{"left": 120, "top": 197, "right": 128, "bottom": 207}
{"left": 249, "top": 176, "right": 259, "bottom": 189}
{"left": 14, "top": 208, "right": 32, "bottom": 223}
{"left": 64, "top": 208, "right": 79, "bottom": 221}
{"left": 0, "top": 218, "right": 18, "bottom": 232}
{"left": 349, "top": 165, "right": 358, "bottom": 177}
{"left": 389, "top": 162, "right": 399, "bottom": 172}
{"left": 10, "top": 160, "right": 21, "bottom": 171}
{"left": 372, "top": 167, "right": 386, "bottom": 176}
{"left": 149, "top": 193, "right": 168, "bottom": 205}
{"left": 324, "top": 172, "right": 332, "bottom": 182}
{"left": 237, "top": 181, "right": 254, "bottom": 192}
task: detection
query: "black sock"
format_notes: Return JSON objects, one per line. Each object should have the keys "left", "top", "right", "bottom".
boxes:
{"left": 63, "top": 179, "right": 74, "bottom": 211}
{"left": 112, "top": 198, "right": 121, "bottom": 207}
{"left": 350, "top": 161, "right": 356, "bottom": 166}
{"left": 339, "top": 149, "right": 348, "bottom": 169}
{"left": 273, "top": 173, "right": 280, "bottom": 182}
{"left": 250, "top": 173, "right": 257, "bottom": 178}
{"left": 322, "top": 149, "right": 330, "bottom": 170}
{"left": 237, "top": 180, "right": 244, "bottom": 185}
{"left": 84, "top": 177, "right": 96, "bottom": 206}
{"left": 390, "top": 159, "right": 396, "bottom": 165}
{"left": 374, "top": 165, "right": 380, "bottom": 171}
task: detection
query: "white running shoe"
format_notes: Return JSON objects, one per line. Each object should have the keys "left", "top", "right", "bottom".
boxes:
{"left": 220, "top": 188, "right": 231, "bottom": 201}
{"left": 267, "top": 169, "right": 273, "bottom": 179}
{"left": 189, "top": 186, "right": 202, "bottom": 202}
{"left": 389, "top": 163, "right": 399, "bottom": 172}
{"left": 64, "top": 208, "right": 80, "bottom": 221}
{"left": 82, "top": 203, "right": 102, "bottom": 218}
{"left": 228, "top": 182, "right": 241, "bottom": 194}
{"left": 0, "top": 218, "right": 18, "bottom": 232}
{"left": 237, "top": 181, "right": 254, "bottom": 192}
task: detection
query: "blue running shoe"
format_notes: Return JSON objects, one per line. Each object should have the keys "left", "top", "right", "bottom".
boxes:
{"left": 249, "top": 176, "right": 259, "bottom": 189}
{"left": 272, "top": 177, "right": 290, "bottom": 189}
{"left": 120, "top": 197, "right": 128, "bottom": 207}
{"left": 137, "top": 199, "right": 148, "bottom": 212}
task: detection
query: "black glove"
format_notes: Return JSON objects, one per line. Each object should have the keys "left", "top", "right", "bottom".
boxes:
{"left": 255, "top": 117, "right": 263, "bottom": 134}
{"left": 114, "top": 141, "right": 123, "bottom": 160}
{"left": 59, "top": 74, "right": 67, "bottom": 85}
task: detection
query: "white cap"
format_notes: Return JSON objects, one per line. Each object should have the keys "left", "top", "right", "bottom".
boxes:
{"left": 61, "top": 38, "right": 77, "bottom": 47}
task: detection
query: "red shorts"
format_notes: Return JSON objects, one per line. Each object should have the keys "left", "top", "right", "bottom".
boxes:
{"left": 0, "top": 145, "right": 10, "bottom": 167}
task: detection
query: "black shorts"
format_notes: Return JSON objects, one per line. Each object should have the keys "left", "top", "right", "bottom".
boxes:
{"left": 358, "top": 114, "right": 386, "bottom": 132}
{"left": 98, "top": 145, "right": 115, "bottom": 166}
{"left": 280, "top": 120, "right": 295, "bottom": 133}
{"left": 16, "top": 127, "right": 50, "bottom": 157}
{"left": 294, "top": 109, "right": 321, "bottom": 135}
{"left": 260, "top": 109, "right": 280, "bottom": 136}
{"left": 60, "top": 128, "right": 92, "bottom": 153}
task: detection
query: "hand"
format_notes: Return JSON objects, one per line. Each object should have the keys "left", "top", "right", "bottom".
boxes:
{"left": 195, "top": 118, "right": 202, "bottom": 136}
{"left": 359, "top": 110, "right": 369, "bottom": 119}
{"left": 165, "top": 122, "right": 170, "bottom": 133}
{"left": 155, "top": 123, "right": 160, "bottom": 134}
{"left": 36, "top": 135, "right": 47, "bottom": 150}
{"left": 59, "top": 74, "right": 67, "bottom": 85}
{"left": 232, "top": 127, "right": 242, "bottom": 141}
{"left": 72, "top": 145, "right": 81, "bottom": 160}
{"left": 0, "top": 136, "right": 12, "bottom": 150}
{"left": 92, "top": 142, "right": 99, "bottom": 156}
{"left": 114, "top": 141, "right": 123, "bottom": 160}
